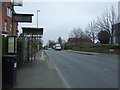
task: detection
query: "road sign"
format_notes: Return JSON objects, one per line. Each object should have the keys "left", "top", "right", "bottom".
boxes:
{"left": 13, "top": 14, "right": 33, "bottom": 22}
{"left": 22, "top": 27, "right": 43, "bottom": 35}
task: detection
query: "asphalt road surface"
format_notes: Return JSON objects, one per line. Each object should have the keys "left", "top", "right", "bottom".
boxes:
{"left": 45, "top": 50, "right": 118, "bottom": 88}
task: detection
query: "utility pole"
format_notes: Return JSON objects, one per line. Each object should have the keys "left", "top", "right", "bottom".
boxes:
{"left": 37, "top": 10, "right": 40, "bottom": 28}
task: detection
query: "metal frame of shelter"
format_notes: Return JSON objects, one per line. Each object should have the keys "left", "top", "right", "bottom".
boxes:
{"left": 22, "top": 27, "right": 43, "bottom": 66}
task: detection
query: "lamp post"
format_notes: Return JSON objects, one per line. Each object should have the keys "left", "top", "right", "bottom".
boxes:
{"left": 37, "top": 10, "right": 40, "bottom": 28}
{"left": 11, "top": 1, "right": 14, "bottom": 35}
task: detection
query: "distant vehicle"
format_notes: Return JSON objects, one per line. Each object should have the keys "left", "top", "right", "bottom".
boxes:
{"left": 53, "top": 45, "right": 55, "bottom": 49}
{"left": 48, "top": 48, "right": 52, "bottom": 50}
{"left": 55, "top": 43, "right": 62, "bottom": 51}
{"left": 44, "top": 46, "right": 49, "bottom": 50}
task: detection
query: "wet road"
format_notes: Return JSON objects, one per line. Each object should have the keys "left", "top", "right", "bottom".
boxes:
{"left": 45, "top": 50, "right": 118, "bottom": 88}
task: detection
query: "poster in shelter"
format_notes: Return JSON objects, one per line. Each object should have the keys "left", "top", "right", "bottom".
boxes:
{"left": 8, "top": 37, "right": 14, "bottom": 53}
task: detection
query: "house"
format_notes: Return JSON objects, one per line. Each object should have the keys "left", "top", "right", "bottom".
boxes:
{"left": 112, "top": 23, "right": 120, "bottom": 44}
{"left": 118, "top": 1, "right": 120, "bottom": 23}
{"left": 112, "top": 1, "right": 120, "bottom": 44}
{"left": 68, "top": 38, "right": 76, "bottom": 45}
{"left": 1, "top": 1, "right": 18, "bottom": 35}
{"left": 67, "top": 37, "right": 93, "bottom": 45}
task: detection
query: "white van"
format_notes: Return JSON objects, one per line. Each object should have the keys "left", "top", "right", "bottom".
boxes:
{"left": 55, "top": 43, "right": 62, "bottom": 51}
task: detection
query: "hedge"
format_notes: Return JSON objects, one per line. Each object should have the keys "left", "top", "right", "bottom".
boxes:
{"left": 64, "top": 44, "right": 120, "bottom": 50}
{"left": 2, "top": 36, "right": 8, "bottom": 55}
{"left": 17, "top": 39, "right": 23, "bottom": 67}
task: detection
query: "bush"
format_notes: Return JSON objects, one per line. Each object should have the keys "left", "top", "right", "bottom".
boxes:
{"left": 17, "top": 39, "right": 23, "bottom": 67}
{"left": 94, "top": 44, "right": 119, "bottom": 49}
{"left": 64, "top": 44, "right": 74, "bottom": 50}
{"left": 98, "top": 31, "right": 110, "bottom": 44}
{"left": 17, "top": 39, "right": 23, "bottom": 55}
{"left": 108, "top": 44, "right": 120, "bottom": 49}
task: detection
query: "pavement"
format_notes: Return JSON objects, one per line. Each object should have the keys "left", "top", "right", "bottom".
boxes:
{"left": 13, "top": 50, "right": 68, "bottom": 88}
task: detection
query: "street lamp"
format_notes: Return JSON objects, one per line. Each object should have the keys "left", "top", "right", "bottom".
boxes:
{"left": 11, "top": 1, "right": 14, "bottom": 35}
{"left": 37, "top": 10, "right": 40, "bottom": 28}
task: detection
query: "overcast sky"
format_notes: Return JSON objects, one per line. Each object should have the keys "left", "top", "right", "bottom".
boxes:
{"left": 14, "top": 1, "right": 118, "bottom": 45}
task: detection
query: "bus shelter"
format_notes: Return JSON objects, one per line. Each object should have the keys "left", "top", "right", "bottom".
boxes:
{"left": 22, "top": 27, "right": 43, "bottom": 66}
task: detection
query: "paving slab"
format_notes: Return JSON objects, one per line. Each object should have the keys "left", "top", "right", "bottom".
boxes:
{"left": 13, "top": 50, "right": 66, "bottom": 88}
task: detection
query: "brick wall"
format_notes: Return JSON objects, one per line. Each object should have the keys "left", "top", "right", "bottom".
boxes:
{"left": 1, "top": 2, "right": 18, "bottom": 35}
{"left": 68, "top": 38, "right": 93, "bottom": 45}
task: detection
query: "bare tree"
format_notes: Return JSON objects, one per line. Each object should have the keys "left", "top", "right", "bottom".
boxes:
{"left": 69, "top": 28, "right": 88, "bottom": 44}
{"left": 69, "top": 28, "right": 85, "bottom": 38}
{"left": 85, "top": 21, "right": 99, "bottom": 43}
{"left": 48, "top": 40, "right": 55, "bottom": 48}
{"left": 96, "top": 6, "right": 118, "bottom": 44}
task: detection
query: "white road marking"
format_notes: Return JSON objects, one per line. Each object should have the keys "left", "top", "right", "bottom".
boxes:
{"left": 44, "top": 51, "right": 70, "bottom": 88}
{"left": 56, "top": 67, "right": 71, "bottom": 88}
{"left": 104, "top": 68, "right": 108, "bottom": 71}
{"left": 40, "top": 51, "right": 45, "bottom": 60}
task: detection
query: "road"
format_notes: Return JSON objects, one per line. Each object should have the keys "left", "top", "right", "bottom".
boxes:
{"left": 45, "top": 50, "right": 118, "bottom": 88}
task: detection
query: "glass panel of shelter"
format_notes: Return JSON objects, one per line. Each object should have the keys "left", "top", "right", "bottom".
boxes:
{"left": 22, "top": 33, "right": 41, "bottom": 66}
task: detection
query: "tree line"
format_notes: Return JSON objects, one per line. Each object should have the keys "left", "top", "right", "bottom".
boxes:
{"left": 69, "top": 6, "right": 118, "bottom": 44}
